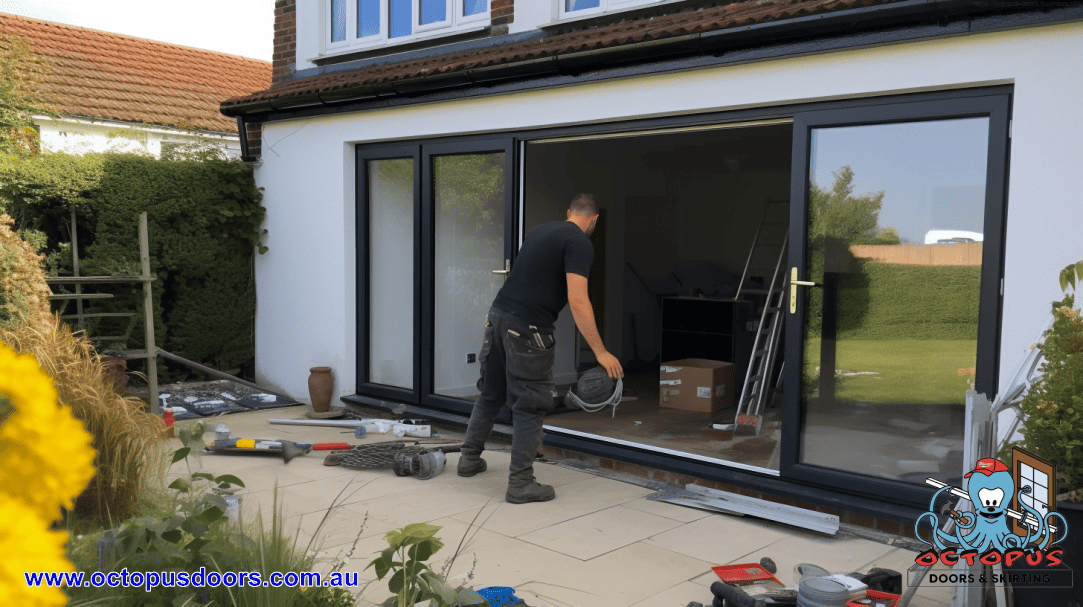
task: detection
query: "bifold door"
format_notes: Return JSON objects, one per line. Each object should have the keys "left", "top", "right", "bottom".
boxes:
{"left": 356, "top": 139, "right": 517, "bottom": 416}
{"left": 782, "top": 93, "right": 1011, "bottom": 506}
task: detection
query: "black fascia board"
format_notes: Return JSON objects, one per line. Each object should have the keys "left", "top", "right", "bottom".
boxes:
{"left": 222, "top": 1, "right": 1081, "bottom": 120}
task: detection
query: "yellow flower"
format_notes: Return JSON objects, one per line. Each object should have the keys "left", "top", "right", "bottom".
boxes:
{"left": 0, "top": 343, "right": 96, "bottom": 521}
{"left": 0, "top": 498, "right": 74, "bottom": 607}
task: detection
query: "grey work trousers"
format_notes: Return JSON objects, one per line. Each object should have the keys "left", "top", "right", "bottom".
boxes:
{"left": 462, "top": 305, "right": 556, "bottom": 487}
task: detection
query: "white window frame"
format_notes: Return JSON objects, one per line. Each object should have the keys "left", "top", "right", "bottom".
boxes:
{"left": 556, "top": 0, "right": 672, "bottom": 23}
{"left": 322, "top": 0, "right": 490, "bottom": 57}
{"left": 414, "top": 0, "right": 451, "bottom": 33}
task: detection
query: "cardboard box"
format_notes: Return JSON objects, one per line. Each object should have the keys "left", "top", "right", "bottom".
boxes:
{"left": 659, "top": 359, "right": 735, "bottom": 413}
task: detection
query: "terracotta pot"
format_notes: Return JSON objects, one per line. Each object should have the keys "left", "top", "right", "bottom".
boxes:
{"left": 308, "top": 367, "right": 334, "bottom": 412}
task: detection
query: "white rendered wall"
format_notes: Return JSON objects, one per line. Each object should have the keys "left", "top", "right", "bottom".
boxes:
{"left": 253, "top": 21, "right": 1083, "bottom": 405}
{"left": 36, "top": 116, "right": 241, "bottom": 158}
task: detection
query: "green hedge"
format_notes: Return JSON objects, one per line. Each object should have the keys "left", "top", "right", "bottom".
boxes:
{"left": 0, "top": 152, "right": 265, "bottom": 373}
{"left": 807, "top": 258, "right": 981, "bottom": 340}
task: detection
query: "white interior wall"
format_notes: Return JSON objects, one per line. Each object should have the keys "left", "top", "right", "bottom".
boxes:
{"left": 253, "top": 21, "right": 1083, "bottom": 404}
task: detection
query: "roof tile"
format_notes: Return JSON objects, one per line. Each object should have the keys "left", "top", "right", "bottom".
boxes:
{"left": 1, "top": 12, "right": 270, "bottom": 132}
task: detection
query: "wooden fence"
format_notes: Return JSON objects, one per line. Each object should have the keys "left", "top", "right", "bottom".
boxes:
{"left": 849, "top": 242, "right": 983, "bottom": 266}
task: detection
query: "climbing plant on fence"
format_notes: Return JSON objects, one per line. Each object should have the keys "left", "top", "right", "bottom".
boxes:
{"left": 0, "top": 151, "right": 266, "bottom": 374}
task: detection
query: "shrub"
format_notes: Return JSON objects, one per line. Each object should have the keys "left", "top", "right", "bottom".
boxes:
{"left": 1014, "top": 292, "right": 1083, "bottom": 497}
{"left": 1, "top": 314, "right": 168, "bottom": 528}
{"left": 0, "top": 151, "right": 265, "bottom": 374}
{"left": 0, "top": 213, "right": 52, "bottom": 327}
{"left": 66, "top": 424, "right": 368, "bottom": 607}
{"left": 806, "top": 257, "right": 981, "bottom": 341}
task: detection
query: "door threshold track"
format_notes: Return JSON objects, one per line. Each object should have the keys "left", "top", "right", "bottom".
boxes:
{"left": 542, "top": 424, "right": 782, "bottom": 476}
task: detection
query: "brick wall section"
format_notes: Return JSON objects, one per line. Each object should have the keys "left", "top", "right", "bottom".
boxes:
{"left": 273, "top": 0, "right": 297, "bottom": 84}
{"left": 245, "top": 122, "right": 262, "bottom": 157}
{"left": 491, "top": 0, "right": 514, "bottom": 26}
{"left": 540, "top": 445, "right": 912, "bottom": 536}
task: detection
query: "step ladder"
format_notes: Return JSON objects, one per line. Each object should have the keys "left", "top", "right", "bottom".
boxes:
{"left": 734, "top": 199, "right": 790, "bottom": 300}
{"left": 734, "top": 232, "right": 788, "bottom": 436}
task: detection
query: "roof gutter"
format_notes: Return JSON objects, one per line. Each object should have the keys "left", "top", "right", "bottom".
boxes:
{"left": 220, "top": 0, "right": 990, "bottom": 119}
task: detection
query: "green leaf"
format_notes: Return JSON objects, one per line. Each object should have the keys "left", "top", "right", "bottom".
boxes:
{"left": 185, "top": 537, "right": 211, "bottom": 552}
{"left": 408, "top": 539, "right": 436, "bottom": 562}
{"left": 387, "top": 569, "right": 405, "bottom": 594}
{"left": 190, "top": 472, "right": 214, "bottom": 482}
{"left": 168, "top": 477, "right": 192, "bottom": 492}
{"left": 171, "top": 447, "right": 191, "bottom": 464}
{"left": 453, "top": 587, "right": 490, "bottom": 604}
{"left": 213, "top": 474, "right": 245, "bottom": 488}
{"left": 180, "top": 517, "right": 209, "bottom": 539}
{"left": 400, "top": 522, "right": 441, "bottom": 541}
{"left": 367, "top": 556, "right": 390, "bottom": 579}
{"left": 172, "top": 592, "right": 199, "bottom": 607}
{"left": 196, "top": 506, "right": 224, "bottom": 525}
{"left": 160, "top": 529, "right": 182, "bottom": 543}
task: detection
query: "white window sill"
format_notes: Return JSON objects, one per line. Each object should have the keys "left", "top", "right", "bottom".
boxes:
{"left": 313, "top": 22, "right": 491, "bottom": 63}
{"left": 547, "top": 0, "right": 686, "bottom": 29}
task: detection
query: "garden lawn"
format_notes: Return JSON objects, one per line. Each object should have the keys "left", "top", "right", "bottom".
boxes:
{"left": 804, "top": 338, "right": 976, "bottom": 405}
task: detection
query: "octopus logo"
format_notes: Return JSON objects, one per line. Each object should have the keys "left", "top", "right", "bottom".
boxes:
{"left": 914, "top": 449, "right": 1070, "bottom": 569}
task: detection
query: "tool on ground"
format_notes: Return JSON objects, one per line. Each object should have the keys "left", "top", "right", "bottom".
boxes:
{"left": 323, "top": 441, "right": 464, "bottom": 480}
{"left": 392, "top": 443, "right": 462, "bottom": 479}
{"left": 208, "top": 424, "right": 311, "bottom": 464}
{"left": 303, "top": 442, "right": 353, "bottom": 451}
{"left": 476, "top": 586, "right": 525, "bottom": 607}
{"left": 647, "top": 484, "right": 839, "bottom": 535}
{"left": 563, "top": 365, "right": 624, "bottom": 418}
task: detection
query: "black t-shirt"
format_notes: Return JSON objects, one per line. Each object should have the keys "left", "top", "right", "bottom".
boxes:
{"left": 492, "top": 220, "right": 594, "bottom": 329}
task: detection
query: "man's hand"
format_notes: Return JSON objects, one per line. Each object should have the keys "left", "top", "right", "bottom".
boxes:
{"left": 597, "top": 351, "right": 623, "bottom": 379}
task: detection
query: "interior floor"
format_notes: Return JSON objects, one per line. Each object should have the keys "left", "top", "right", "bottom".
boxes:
{"left": 547, "top": 371, "right": 783, "bottom": 470}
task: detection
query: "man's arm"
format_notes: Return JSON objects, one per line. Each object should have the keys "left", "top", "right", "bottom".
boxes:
{"left": 567, "top": 273, "right": 623, "bottom": 379}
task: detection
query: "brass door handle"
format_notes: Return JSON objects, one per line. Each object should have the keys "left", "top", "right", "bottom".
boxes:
{"left": 789, "top": 267, "right": 820, "bottom": 314}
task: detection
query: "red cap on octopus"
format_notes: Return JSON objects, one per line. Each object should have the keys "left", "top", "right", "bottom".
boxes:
{"left": 964, "top": 458, "right": 1010, "bottom": 478}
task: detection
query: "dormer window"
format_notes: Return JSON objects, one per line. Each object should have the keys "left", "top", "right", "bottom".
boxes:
{"left": 326, "top": 0, "right": 489, "bottom": 53}
{"left": 558, "top": 0, "right": 669, "bottom": 21}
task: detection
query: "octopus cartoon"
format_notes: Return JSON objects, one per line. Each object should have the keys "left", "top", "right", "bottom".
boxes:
{"left": 916, "top": 457, "right": 1068, "bottom": 553}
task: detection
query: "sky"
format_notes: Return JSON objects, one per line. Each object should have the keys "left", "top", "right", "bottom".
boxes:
{"left": 810, "top": 117, "right": 990, "bottom": 244}
{"left": 0, "top": 0, "right": 274, "bottom": 62}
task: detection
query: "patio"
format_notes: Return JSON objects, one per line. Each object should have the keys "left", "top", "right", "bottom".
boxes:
{"left": 170, "top": 407, "right": 955, "bottom": 607}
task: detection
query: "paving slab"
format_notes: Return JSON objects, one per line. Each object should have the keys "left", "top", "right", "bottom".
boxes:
{"left": 166, "top": 408, "right": 959, "bottom": 607}
{"left": 517, "top": 504, "right": 685, "bottom": 560}
{"left": 450, "top": 475, "right": 652, "bottom": 538}
{"left": 519, "top": 542, "right": 714, "bottom": 607}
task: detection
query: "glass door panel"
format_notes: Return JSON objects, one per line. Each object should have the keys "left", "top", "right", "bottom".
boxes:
{"left": 433, "top": 152, "right": 507, "bottom": 399}
{"left": 798, "top": 117, "right": 990, "bottom": 486}
{"left": 367, "top": 157, "right": 416, "bottom": 389}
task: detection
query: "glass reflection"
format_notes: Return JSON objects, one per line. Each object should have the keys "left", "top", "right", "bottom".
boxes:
{"left": 800, "top": 118, "right": 989, "bottom": 486}
{"left": 434, "top": 153, "right": 506, "bottom": 399}
{"left": 368, "top": 158, "right": 415, "bottom": 389}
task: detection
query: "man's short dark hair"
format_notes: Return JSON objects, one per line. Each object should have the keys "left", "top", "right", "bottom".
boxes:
{"left": 569, "top": 193, "right": 599, "bottom": 216}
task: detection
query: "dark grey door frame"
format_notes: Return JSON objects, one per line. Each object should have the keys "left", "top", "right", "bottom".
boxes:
{"left": 354, "top": 138, "right": 518, "bottom": 414}
{"left": 781, "top": 93, "right": 1012, "bottom": 507}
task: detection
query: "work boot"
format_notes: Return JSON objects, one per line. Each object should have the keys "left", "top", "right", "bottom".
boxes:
{"left": 457, "top": 455, "right": 487, "bottom": 477}
{"left": 505, "top": 480, "right": 555, "bottom": 504}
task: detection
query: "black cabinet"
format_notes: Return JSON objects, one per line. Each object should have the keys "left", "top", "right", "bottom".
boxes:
{"left": 660, "top": 297, "right": 753, "bottom": 383}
